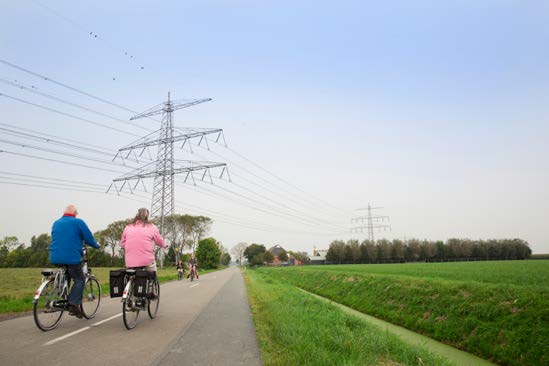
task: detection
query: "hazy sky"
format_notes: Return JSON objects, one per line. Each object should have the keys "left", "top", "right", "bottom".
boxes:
{"left": 1, "top": 0, "right": 548, "bottom": 254}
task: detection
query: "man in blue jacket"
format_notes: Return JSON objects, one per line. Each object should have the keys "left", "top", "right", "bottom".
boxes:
{"left": 50, "top": 204, "right": 100, "bottom": 318}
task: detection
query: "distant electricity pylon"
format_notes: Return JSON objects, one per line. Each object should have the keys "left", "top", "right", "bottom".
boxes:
{"left": 108, "top": 93, "right": 229, "bottom": 267}
{"left": 350, "top": 204, "right": 391, "bottom": 242}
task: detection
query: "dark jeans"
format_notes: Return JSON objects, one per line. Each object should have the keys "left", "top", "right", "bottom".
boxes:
{"left": 66, "top": 264, "right": 85, "bottom": 305}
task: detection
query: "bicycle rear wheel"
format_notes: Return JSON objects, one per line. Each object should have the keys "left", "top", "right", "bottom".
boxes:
{"left": 122, "top": 280, "right": 140, "bottom": 330}
{"left": 33, "top": 279, "right": 64, "bottom": 331}
{"left": 147, "top": 279, "right": 160, "bottom": 319}
{"left": 81, "top": 277, "right": 101, "bottom": 319}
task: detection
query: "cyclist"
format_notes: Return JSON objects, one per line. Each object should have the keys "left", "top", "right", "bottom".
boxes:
{"left": 176, "top": 260, "right": 185, "bottom": 280}
{"left": 121, "top": 208, "right": 167, "bottom": 273}
{"left": 50, "top": 204, "right": 100, "bottom": 319}
{"left": 188, "top": 253, "right": 199, "bottom": 280}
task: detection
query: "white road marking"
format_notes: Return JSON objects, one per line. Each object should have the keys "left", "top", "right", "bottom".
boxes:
{"left": 43, "top": 326, "right": 90, "bottom": 346}
{"left": 190, "top": 283, "right": 199, "bottom": 288}
{"left": 91, "top": 313, "right": 122, "bottom": 326}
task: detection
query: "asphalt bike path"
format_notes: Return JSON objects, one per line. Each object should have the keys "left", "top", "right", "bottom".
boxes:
{"left": 0, "top": 267, "right": 261, "bottom": 366}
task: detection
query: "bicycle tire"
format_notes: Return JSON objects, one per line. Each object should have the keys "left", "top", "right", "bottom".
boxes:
{"left": 81, "top": 277, "right": 101, "bottom": 319}
{"left": 33, "top": 279, "right": 64, "bottom": 331}
{"left": 122, "top": 280, "right": 140, "bottom": 330}
{"left": 147, "top": 279, "right": 160, "bottom": 319}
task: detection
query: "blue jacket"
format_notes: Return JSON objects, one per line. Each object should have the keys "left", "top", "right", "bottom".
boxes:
{"left": 50, "top": 214, "right": 99, "bottom": 265}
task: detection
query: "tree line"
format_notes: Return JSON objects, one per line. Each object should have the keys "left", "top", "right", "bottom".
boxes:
{"left": 0, "top": 214, "right": 231, "bottom": 269}
{"left": 325, "top": 238, "right": 532, "bottom": 264}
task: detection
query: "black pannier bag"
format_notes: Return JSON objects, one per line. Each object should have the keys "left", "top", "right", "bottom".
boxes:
{"left": 109, "top": 270, "right": 127, "bottom": 297}
{"left": 134, "top": 270, "right": 156, "bottom": 297}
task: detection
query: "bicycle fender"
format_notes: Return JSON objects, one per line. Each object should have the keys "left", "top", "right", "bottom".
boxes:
{"left": 122, "top": 279, "right": 132, "bottom": 299}
{"left": 33, "top": 280, "right": 52, "bottom": 302}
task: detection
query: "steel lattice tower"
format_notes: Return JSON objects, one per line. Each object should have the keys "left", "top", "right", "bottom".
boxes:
{"left": 150, "top": 94, "right": 176, "bottom": 236}
{"left": 109, "top": 93, "right": 229, "bottom": 267}
{"left": 350, "top": 204, "right": 391, "bottom": 242}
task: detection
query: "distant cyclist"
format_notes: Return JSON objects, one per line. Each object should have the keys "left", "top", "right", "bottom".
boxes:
{"left": 50, "top": 204, "right": 100, "bottom": 319}
{"left": 121, "top": 208, "right": 167, "bottom": 273}
{"left": 176, "top": 260, "right": 185, "bottom": 280}
{"left": 188, "top": 253, "right": 199, "bottom": 280}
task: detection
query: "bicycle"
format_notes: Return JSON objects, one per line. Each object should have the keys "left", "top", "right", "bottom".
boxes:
{"left": 33, "top": 247, "right": 101, "bottom": 331}
{"left": 121, "top": 268, "right": 160, "bottom": 330}
{"left": 189, "top": 264, "right": 198, "bottom": 282}
{"left": 177, "top": 268, "right": 185, "bottom": 281}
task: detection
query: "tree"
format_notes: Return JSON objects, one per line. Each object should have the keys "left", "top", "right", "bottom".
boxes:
{"left": 220, "top": 252, "right": 231, "bottom": 266}
{"left": 278, "top": 250, "right": 289, "bottom": 262}
{"left": 263, "top": 251, "right": 274, "bottom": 264}
{"left": 348, "top": 239, "right": 361, "bottom": 263}
{"left": 326, "top": 240, "right": 346, "bottom": 263}
{"left": 231, "top": 242, "right": 248, "bottom": 265}
{"left": 196, "top": 237, "right": 222, "bottom": 269}
{"left": 95, "top": 219, "right": 130, "bottom": 266}
{"left": 244, "top": 243, "right": 266, "bottom": 263}
{"left": 0, "top": 236, "right": 20, "bottom": 267}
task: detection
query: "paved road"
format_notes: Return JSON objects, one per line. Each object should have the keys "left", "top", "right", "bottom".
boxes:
{"left": 0, "top": 267, "right": 262, "bottom": 366}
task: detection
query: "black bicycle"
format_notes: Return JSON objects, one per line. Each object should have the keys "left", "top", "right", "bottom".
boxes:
{"left": 33, "top": 247, "right": 101, "bottom": 331}
{"left": 120, "top": 268, "right": 160, "bottom": 330}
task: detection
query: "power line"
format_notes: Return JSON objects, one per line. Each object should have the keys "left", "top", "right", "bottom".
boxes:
{"left": 0, "top": 149, "right": 123, "bottom": 173}
{"left": 0, "top": 76, "right": 153, "bottom": 132}
{"left": 0, "top": 92, "right": 141, "bottom": 137}
{"left": 29, "top": 0, "right": 147, "bottom": 71}
{"left": 0, "top": 58, "right": 145, "bottom": 115}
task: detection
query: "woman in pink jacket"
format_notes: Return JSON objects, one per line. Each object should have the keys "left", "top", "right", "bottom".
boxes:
{"left": 121, "top": 208, "right": 167, "bottom": 271}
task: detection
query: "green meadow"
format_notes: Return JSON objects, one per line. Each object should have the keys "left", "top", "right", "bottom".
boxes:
{"left": 246, "top": 261, "right": 548, "bottom": 366}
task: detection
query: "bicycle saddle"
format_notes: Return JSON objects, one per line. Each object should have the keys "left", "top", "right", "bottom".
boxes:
{"left": 41, "top": 269, "right": 57, "bottom": 276}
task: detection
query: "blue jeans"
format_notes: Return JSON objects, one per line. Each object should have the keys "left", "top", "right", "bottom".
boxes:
{"left": 66, "top": 264, "right": 85, "bottom": 305}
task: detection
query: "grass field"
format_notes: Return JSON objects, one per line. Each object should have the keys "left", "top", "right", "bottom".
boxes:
{"left": 252, "top": 261, "right": 548, "bottom": 366}
{"left": 244, "top": 268, "right": 452, "bottom": 366}
{"left": 0, "top": 266, "right": 224, "bottom": 314}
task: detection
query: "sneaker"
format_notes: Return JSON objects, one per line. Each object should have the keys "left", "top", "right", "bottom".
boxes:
{"left": 68, "top": 304, "right": 84, "bottom": 319}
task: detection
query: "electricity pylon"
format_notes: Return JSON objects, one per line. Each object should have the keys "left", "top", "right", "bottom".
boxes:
{"left": 108, "top": 93, "right": 229, "bottom": 267}
{"left": 350, "top": 204, "right": 391, "bottom": 242}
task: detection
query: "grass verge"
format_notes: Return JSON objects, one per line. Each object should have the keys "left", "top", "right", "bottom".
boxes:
{"left": 243, "top": 267, "right": 453, "bottom": 366}
{"left": 261, "top": 264, "right": 548, "bottom": 366}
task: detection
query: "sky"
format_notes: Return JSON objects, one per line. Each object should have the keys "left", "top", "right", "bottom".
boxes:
{"left": 0, "top": 0, "right": 548, "bottom": 254}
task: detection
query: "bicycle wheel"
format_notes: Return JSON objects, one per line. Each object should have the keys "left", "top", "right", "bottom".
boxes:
{"left": 147, "top": 279, "right": 160, "bottom": 319}
{"left": 81, "top": 277, "right": 101, "bottom": 319}
{"left": 190, "top": 271, "right": 194, "bottom": 282}
{"left": 33, "top": 279, "right": 64, "bottom": 331}
{"left": 122, "top": 280, "right": 140, "bottom": 330}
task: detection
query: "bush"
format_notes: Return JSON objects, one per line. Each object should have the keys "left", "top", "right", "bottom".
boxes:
{"left": 196, "top": 237, "right": 221, "bottom": 269}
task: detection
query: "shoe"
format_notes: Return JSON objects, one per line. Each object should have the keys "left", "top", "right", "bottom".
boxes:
{"left": 68, "top": 304, "right": 84, "bottom": 319}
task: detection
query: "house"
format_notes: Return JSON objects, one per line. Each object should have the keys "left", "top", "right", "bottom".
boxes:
{"left": 268, "top": 244, "right": 304, "bottom": 266}
{"left": 310, "top": 247, "right": 328, "bottom": 264}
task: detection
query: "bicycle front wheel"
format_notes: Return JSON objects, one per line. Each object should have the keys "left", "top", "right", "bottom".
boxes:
{"left": 33, "top": 279, "right": 64, "bottom": 331}
{"left": 81, "top": 277, "right": 101, "bottom": 319}
{"left": 122, "top": 281, "right": 140, "bottom": 330}
{"left": 147, "top": 279, "right": 160, "bottom": 319}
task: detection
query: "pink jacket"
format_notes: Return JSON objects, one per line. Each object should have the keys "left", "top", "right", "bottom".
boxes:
{"left": 121, "top": 221, "right": 167, "bottom": 268}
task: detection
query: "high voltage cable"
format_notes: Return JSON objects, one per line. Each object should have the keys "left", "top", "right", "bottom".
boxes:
{"left": 0, "top": 76, "right": 153, "bottom": 132}
{"left": 0, "top": 171, "right": 105, "bottom": 187}
{"left": 0, "top": 58, "right": 156, "bottom": 120}
{"left": 0, "top": 92, "right": 141, "bottom": 137}
{"left": 0, "top": 149, "right": 123, "bottom": 173}
{"left": 191, "top": 145, "right": 349, "bottom": 225}
{"left": 29, "top": 1, "right": 147, "bottom": 71}
{"left": 0, "top": 122, "right": 119, "bottom": 153}
{"left": 0, "top": 138, "right": 140, "bottom": 170}
{"left": 0, "top": 59, "right": 349, "bottom": 216}
{"left": 0, "top": 173, "right": 341, "bottom": 236}
{"left": 0, "top": 125, "right": 346, "bottom": 230}
{"left": 0, "top": 124, "right": 144, "bottom": 164}
{"left": 0, "top": 59, "right": 349, "bottom": 222}
{"left": 175, "top": 179, "right": 345, "bottom": 231}
{"left": 224, "top": 144, "right": 351, "bottom": 214}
